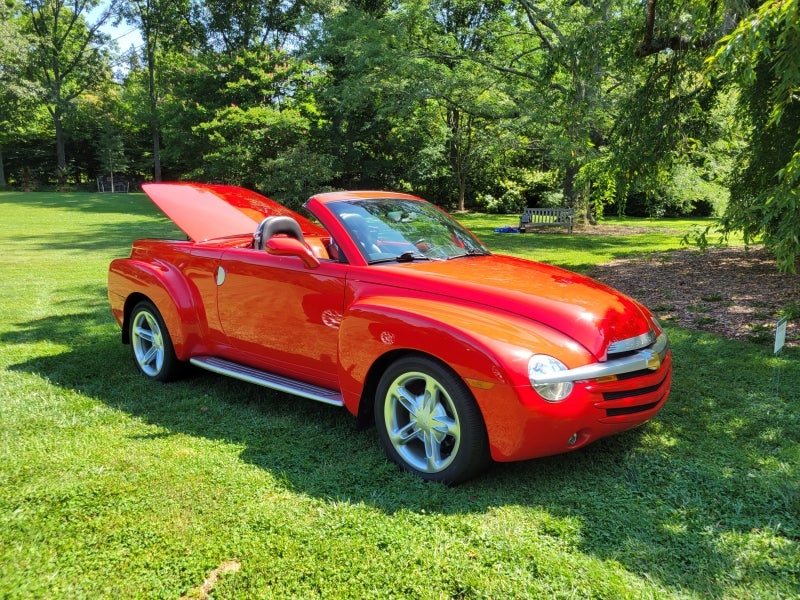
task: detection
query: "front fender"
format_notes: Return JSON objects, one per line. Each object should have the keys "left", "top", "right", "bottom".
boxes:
{"left": 337, "top": 295, "right": 594, "bottom": 458}
{"left": 108, "top": 258, "right": 207, "bottom": 359}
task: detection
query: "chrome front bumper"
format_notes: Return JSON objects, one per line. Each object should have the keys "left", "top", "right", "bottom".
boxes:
{"left": 530, "top": 333, "right": 670, "bottom": 385}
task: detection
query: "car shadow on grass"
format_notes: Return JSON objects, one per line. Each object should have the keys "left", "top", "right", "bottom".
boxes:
{"left": 6, "top": 307, "right": 799, "bottom": 598}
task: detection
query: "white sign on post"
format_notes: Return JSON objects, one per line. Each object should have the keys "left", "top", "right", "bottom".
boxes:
{"left": 774, "top": 317, "right": 788, "bottom": 355}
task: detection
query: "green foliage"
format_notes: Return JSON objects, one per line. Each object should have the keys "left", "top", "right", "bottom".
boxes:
{"left": 576, "top": 152, "right": 625, "bottom": 217}
{"left": 194, "top": 0, "right": 320, "bottom": 51}
{"left": 96, "top": 121, "right": 130, "bottom": 178}
{"left": 476, "top": 169, "right": 562, "bottom": 213}
{"left": 308, "top": 6, "right": 409, "bottom": 191}
{"left": 706, "top": 0, "right": 800, "bottom": 273}
{"left": 0, "top": 3, "right": 40, "bottom": 124}
{"left": 193, "top": 105, "right": 306, "bottom": 179}
{"left": 193, "top": 105, "right": 334, "bottom": 206}
{"left": 666, "top": 163, "right": 728, "bottom": 217}
{"left": 20, "top": 0, "right": 114, "bottom": 176}
{"left": 0, "top": 2, "right": 39, "bottom": 187}
{"left": 157, "top": 46, "right": 334, "bottom": 203}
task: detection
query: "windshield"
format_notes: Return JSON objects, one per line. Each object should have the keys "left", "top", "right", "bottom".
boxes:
{"left": 328, "top": 198, "right": 490, "bottom": 263}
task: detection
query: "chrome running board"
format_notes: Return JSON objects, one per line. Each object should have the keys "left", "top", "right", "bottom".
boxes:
{"left": 190, "top": 356, "right": 344, "bottom": 407}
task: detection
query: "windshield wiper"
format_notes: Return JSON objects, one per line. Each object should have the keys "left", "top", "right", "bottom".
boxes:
{"left": 449, "top": 248, "right": 490, "bottom": 259}
{"left": 367, "top": 251, "right": 430, "bottom": 264}
{"left": 395, "top": 251, "right": 430, "bottom": 262}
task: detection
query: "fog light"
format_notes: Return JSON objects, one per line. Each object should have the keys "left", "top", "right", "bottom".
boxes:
{"left": 567, "top": 433, "right": 578, "bottom": 446}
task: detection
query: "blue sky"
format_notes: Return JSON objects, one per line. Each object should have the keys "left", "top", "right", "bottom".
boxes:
{"left": 91, "top": 2, "right": 143, "bottom": 52}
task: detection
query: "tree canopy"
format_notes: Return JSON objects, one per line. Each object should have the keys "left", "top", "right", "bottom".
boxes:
{"left": 2, "top": 0, "right": 798, "bottom": 271}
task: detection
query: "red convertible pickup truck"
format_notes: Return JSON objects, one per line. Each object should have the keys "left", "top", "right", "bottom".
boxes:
{"left": 108, "top": 183, "right": 672, "bottom": 483}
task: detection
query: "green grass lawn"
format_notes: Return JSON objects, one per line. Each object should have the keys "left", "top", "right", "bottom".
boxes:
{"left": 1, "top": 191, "right": 798, "bottom": 599}
{"left": 459, "top": 213, "right": 732, "bottom": 273}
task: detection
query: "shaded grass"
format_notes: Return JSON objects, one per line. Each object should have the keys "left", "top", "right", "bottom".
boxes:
{"left": 1, "top": 192, "right": 798, "bottom": 598}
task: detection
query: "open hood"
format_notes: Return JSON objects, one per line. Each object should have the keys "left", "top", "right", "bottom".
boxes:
{"left": 142, "top": 183, "right": 323, "bottom": 242}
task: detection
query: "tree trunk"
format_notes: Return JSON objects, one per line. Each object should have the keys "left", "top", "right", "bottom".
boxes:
{"left": 585, "top": 199, "right": 597, "bottom": 226}
{"left": 447, "top": 106, "right": 471, "bottom": 212}
{"left": 147, "top": 49, "right": 162, "bottom": 182}
{"left": 562, "top": 162, "right": 578, "bottom": 208}
{"left": 0, "top": 145, "right": 6, "bottom": 189}
{"left": 54, "top": 105, "right": 67, "bottom": 184}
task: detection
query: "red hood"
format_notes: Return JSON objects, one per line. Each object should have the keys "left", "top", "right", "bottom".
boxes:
{"left": 372, "top": 255, "right": 654, "bottom": 359}
{"left": 142, "top": 183, "right": 324, "bottom": 241}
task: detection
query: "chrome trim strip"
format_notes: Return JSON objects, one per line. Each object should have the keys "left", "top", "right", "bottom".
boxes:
{"left": 607, "top": 330, "right": 657, "bottom": 355}
{"left": 531, "top": 333, "right": 669, "bottom": 385}
{"left": 190, "top": 356, "right": 345, "bottom": 407}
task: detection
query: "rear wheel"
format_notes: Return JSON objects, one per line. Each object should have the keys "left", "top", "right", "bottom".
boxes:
{"left": 375, "top": 356, "right": 490, "bottom": 484}
{"left": 129, "top": 300, "right": 180, "bottom": 382}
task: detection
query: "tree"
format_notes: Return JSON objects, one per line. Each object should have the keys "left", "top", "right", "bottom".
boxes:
{"left": 193, "top": 0, "right": 312, "bottom": 52}
{"left": 309, "top": 6, "right": 409, "bottom": 192}
{"left": 410, "top": 1, "right": 640, "bottom": 216}
{"left": 312, "top": 1, "right": 521, "bottom": 210}
{"left": 631, "top": 0, "right": 800, "bottom": 271}
{"left": 516, "top": 0, "right": 614, "bottom": 217}
{"left": 0, "top": 2, "right": 41, "bottom": 188}
{"left": 158, "top": 46, "right": 334, "bottom": 206}
{"left": 634, "top": 0, "right": 741, "bottom": 58}
{"left": 413, "top": 0, "right": 516, "bottom": 211}
{"left": 22, "top": 0, "right": 114, "bottom": 183}
{"left": 120, "top": 0, "right": 193, "bottom": 181}
{"left": 96, "top": 114, "right": 130, "bottom": 189}
{"left": 706, "top": 0, "right": 800, "bottom": 273}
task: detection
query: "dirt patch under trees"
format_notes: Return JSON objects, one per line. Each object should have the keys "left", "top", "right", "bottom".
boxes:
{"left": 588, "top": 246, "right": 800, "bottom": 347}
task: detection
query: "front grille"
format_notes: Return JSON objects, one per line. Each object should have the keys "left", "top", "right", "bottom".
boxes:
{"left": 595, "top": 363, "right": 671, "bottom": 420}
{"left": 612, "top": 368, "right": 657, "bottom": 382}
{"left": 589, "top": 332, "right": 671, "bottom": 421}
{"left": 602, "top": 371, "right": 669, "bottom": 401}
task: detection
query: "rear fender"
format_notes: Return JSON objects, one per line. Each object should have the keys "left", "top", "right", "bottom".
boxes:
{"left": 108, "top": 258, "right": 207, "bottom": 359}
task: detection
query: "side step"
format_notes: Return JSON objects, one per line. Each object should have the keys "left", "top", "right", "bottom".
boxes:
{"left": 189, "top": 356, "right": 344, "bottom": 407}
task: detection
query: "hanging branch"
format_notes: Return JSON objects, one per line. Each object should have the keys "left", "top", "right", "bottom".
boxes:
{"left": 634, "top": 0, "right": 742, "bottom": 58}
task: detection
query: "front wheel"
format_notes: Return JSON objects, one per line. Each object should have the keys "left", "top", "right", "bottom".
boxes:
{"left": 375, "top": 356, "right": 490, "bottom": 484}
{"left": 128, "top": 300, "right": 181, "bottom": 382}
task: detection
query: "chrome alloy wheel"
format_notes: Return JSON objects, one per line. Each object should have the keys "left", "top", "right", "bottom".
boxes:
{"left": 131, "top": 308, "right": 166, "bottom": 377}
{"left": 383, "top": 370, "right": 462, "bottom": 474}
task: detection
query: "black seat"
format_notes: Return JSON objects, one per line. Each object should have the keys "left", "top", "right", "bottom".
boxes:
{"left": 254, "top": 216, "right": 305, "bottom": 250}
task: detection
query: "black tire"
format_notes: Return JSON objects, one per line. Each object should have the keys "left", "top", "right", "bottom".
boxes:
{"left": 374, "top": 355, "right": 490, "bottom": 484}
{"left": 128, "top": 300, "right": 181, "bottom": 382}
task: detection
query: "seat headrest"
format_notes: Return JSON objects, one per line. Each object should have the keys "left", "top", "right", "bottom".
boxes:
{"left": 254, "top": 216, "right": 305, "bottom": 249}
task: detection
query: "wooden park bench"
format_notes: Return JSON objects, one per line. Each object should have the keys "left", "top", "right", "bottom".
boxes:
{"left": 518, "top": 207, "right": 575, "bottom": 233}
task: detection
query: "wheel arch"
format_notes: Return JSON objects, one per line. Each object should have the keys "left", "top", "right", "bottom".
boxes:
{"left": 121, "top": 292, "right": 151, "bottom": 344}
{"left": 339, "top": 297, "right": 522, "bottom": 425}
{"left": 355, "top": 348, "right": 459, "bottom": 429}
{"left": 109, "top": 258, "right": 206, "bottom": 360}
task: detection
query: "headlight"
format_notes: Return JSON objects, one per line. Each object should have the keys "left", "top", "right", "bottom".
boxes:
{"left": 528, "top": 354, "right": 573, "bottom": 402}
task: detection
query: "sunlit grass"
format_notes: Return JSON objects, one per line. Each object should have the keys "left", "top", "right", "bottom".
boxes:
{"left": 1, "top": 192, "right": 797, "bottom": 598}
{"left": 457, "top": 212, "right": 743, "bottom": 272}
